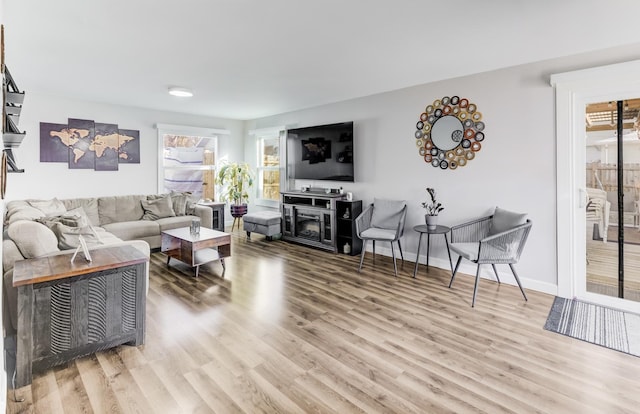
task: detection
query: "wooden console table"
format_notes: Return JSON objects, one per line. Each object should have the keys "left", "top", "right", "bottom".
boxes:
{"left": 12, "top": 246, "right": 148, "bottom": 387}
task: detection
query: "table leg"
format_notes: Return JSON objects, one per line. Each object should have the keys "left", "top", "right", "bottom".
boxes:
{"left": 444, "top": 233, "right": 453, "bottom": 272}
{"left": 426, "top": 234, "right": 431, "bottom": 271}
{"left": 413, "top": 233, "right": 423, "bottom": 278}
{"left": 194, "top": 265, "right": 200, "bottom": 278}
{"left": 166, "top": 255, "right": 171, "bottom": 266}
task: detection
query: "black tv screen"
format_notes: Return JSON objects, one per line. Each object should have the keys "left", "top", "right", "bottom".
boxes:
{"left": 286, "top": 122, "right": 354, "bottom": 182}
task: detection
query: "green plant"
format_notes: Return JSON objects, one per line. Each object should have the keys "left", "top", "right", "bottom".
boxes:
{"left": 216, "top": 162, "right": 254, "bottom": 205}
{"left": 421, "top": 187, "right": 444, "bottom": 216}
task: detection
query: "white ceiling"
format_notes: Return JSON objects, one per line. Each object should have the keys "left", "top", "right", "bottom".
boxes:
{"left": 5, "top": 0, "right": 640, "bottom": 120}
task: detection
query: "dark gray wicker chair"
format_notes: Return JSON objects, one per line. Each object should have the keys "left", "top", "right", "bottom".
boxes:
{"left": 355, "top": 199, "right": 407, "bottom": 277}
{"left": 448, "top": 208, "right": 532, "bottom": 307}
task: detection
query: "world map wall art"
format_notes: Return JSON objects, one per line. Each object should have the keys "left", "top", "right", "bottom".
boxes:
{"left": 415, "top": 96, "right": 485, "bottom": 170}
{"left": 40, "top": 118, "right": 140, "bottom": 171}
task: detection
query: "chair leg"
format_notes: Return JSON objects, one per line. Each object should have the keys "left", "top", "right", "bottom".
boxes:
{"left": 449, "top": 256, "right": 462, "bottom": 288}
{"left": 397, "top": 240, "right": 404, "bottom": 265}
{"left": 509, "top": 264, "right": 528, "bottom": 302}
{"left": 358, "top": 240, "right": 367, "bottom": 273}
{"left": 372, "top": 240, "right": 376, "bottom": 263}
{"left": 491, "top": 264, "right": 501, "bottom": 284}
{"left": 472, "top": 264, "right": 482, "bottom": 308}
{"left": 390, "top": 241, "right": 398, "bottom": 277}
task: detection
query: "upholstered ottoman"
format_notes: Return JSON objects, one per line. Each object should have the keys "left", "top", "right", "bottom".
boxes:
{"left": 243, "top": 211, "right": 282, "bottom": 240}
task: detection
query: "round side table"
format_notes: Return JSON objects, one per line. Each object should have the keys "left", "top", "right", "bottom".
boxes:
{"left": 413, "top": 224, "right": 453, "bottom": 278}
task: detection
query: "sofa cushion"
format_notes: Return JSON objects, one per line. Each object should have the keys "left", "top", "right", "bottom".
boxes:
{"left": 141, "top": 195, "right": 176, "bottom": 220}
{"left": 5, "top": 201, "right": 45, "bottom": 224}
{"left": 8, "top": 220, "right": 60, "bottom": 258}
{"left": 360, "top": 227, "right": 398, "bottom": 241}
{"left": 61, "top": 198, "right": 100, "bottom": 226}
{"left": 156, "top": 216, "right": 198, "bottom": 232}
{"left": 98, "top": 195, "right": 145, "bottom": 225}
{"left": 27, "top": 198, "right": 67, "bottom": 217}
{"left": 102, "top": 220, "right": 160, "bottom": 241}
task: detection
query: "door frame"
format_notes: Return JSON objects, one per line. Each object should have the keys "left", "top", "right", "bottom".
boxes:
{"left": 552, "top": 59, "right": 640, "bottom": 313}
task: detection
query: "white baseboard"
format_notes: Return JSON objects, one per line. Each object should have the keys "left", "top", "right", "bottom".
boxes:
{"left": 366, "top": 244, "right": 558, "bottom": 296}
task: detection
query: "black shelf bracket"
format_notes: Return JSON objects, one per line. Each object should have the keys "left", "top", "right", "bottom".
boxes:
{"left": 4, "top": 149, "right": 24, "bottom": 173}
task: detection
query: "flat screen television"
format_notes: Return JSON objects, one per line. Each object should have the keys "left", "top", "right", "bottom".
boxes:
{"left": 286, "top": 122, "right": 354, "bottom": 182}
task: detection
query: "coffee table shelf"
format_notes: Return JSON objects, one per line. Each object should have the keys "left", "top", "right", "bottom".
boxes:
{"left": 161, "top": 227, "right": 231, "bottom": 277}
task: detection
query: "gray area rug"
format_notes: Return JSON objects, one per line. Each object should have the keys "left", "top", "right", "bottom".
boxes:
{"left": 544, "top": 297, "right": 640, "bottom": 357}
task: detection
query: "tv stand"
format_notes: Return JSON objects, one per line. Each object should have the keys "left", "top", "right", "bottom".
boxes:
{"left": 281, "top": 191, "right": 346, "bottom": 252}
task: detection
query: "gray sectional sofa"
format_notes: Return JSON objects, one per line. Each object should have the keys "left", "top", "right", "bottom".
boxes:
{"left": 2, "top": 193, "right": 213, "bottom": 334}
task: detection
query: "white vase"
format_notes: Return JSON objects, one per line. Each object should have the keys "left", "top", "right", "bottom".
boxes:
{"left": 425, "top": 214, "right": 438, "bottom": 230}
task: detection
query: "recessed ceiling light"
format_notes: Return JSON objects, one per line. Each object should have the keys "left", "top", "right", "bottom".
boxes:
{"left": 168, "top": 87, "right": 193, "bottom": 97}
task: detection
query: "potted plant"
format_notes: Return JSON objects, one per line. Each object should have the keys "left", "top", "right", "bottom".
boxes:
{"left": 421, "top": 187, "right": 444, "bottom": 230}
{"left": 216, "top": 161, "right": 254, "bottom": 218}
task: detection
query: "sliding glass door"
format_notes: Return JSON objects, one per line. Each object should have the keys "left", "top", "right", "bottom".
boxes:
{"left": 585, "top": 99, "right": 640, "bottom": 302}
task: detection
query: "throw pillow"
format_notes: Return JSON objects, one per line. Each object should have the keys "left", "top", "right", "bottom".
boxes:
{"left": 6, "top": 204, "right": 45, "bottom": 224}
{"left": 27, "top": 198, "right": 67, "bottom": 217}
{"left": 169, "top": 191, "right": 190, "bottom": 216}
{"left": 49, "top": 222, "right": 102, "bottom": 250}
{"left": 370, "top": 198, "right": 406, "bottom": 230}
{"left": 37, "top": 207, "right": 91, "bottom": 228}
{"left": 185, "top": 193, "right": 199, "bottom": 216}
{"left": 8, "top": 220, "right": 60, "bottom": 258}
{"left": 61, "top": 207, "right": 91, "bottom": 227}
{"left": 489, "top": 207, "right": 528, "bottom": 235}
{"left": 141, "top": 195, "right": 176, "bottom": 220}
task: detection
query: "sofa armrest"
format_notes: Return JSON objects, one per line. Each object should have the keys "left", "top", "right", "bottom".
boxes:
{"left": 4, "top": 269, "right": 17, "bottom": 336}
{"left": 3, "top": 238, "right": 24, "bottom": 274}
{"left": 193, "top": 204, "right": 213, "bottom": 229}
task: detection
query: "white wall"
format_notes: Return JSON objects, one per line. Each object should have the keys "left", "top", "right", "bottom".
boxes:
{"left": 245, "top": 43, "right": 640, "bottom": 295}
{"left": 6, "top": 93, "right": 245, "bottom": 201}
{"left": 1, "top": 0, "right": 6, "bottom": 409}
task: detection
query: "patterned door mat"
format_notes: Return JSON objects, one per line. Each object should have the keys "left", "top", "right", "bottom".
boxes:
{"left": 544, "top": 297, "right": 640, "bottom": 357}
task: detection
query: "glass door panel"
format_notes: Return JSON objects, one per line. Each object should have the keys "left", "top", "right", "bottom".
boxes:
{"left": 585, "top": 99, "right": 640, "bottom": 302}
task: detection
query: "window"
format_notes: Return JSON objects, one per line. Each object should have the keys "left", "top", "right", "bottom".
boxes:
{"left": 253, "top": 128, "right": 282, "bottom": 207}
{"left": 157, "top": 125, "right": 229, "bottom": 200}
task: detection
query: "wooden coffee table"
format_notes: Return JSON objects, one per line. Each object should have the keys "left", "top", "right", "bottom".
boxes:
{"left": 161, "top": 227, "right": 231, "bottom": 277}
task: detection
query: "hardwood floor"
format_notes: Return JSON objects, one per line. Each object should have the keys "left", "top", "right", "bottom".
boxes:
{"left": 586, "top": 236, "right": 640, "bottom": 301}
{"left": 7, "top": 230, "right": 640, "bottom": 413}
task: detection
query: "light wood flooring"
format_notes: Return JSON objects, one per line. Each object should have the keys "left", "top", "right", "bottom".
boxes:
{"left": 7, "top": 230, "right": 640, "bottom": 413}
{"left": 586, "top": 236, "right": 640, "bottom": 301}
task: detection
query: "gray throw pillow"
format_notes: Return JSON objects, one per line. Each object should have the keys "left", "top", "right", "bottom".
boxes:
{"left": 61, "top": 207, "right": 91, "bottom": 227}
{"left": 141, "top": 195, "right": 176, "bottom": 220}
{"left": 370, "top": 198, "right": 406, "bottom": 230}
{"left": 37, "top": 207, "right": 91, "bottom": 228}
{"left": 170, "top": 191, "right": 190, "bottom": 216}
{"left": 50, "top": 222, "right": 102, "bottom": 250}
{"left": 185, "top": 193, "right": 199, "bottom": 216}
{"left": 489, "top": 207, "right": 528, "bottom": 235}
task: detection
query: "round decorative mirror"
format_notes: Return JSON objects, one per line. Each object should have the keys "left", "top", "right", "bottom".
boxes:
{"left": 431, "top": 115, "right": 464, "bottom": 151}
{"left": 415, "top": 96, "right": 485, "bottom": 169}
